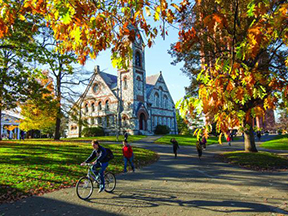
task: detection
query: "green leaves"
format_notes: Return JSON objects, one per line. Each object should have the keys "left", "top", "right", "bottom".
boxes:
{"left": 247, "top": 1, "right": 256, "bottom": 17}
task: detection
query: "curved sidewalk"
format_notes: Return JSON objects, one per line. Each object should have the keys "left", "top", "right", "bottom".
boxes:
{"left": 1, "top": 136, "right": 288, "bottom": 216}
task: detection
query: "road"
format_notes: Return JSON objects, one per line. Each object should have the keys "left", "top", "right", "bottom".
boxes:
{"left": 1, "top": 136, "right": 287, "bottom": 216}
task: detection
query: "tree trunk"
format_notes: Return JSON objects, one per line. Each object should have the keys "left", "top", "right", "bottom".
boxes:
{"left": 243, "top": 120, "right": 258, "bottom": 152}
{"left": 54, "top": 115, "right": 61, "bottom": 140}
{"left": 54, "top": 72, "right": 61, "bottom": 141}
{"left": 0, "top": 108, "right": 2, "bottom": 141}
{"left": 78, "top": 103, "right": 82, "bottom": 138}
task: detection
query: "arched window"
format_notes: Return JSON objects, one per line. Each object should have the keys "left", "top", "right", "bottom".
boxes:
{"left": 91, "top": 103, "right": 95, "bottom": 112}
{"left": 136, "top": 76, "right": 142, "bottom": 90}
{"left": 159, "top": 87, "right": 163, "bottom": 107}
{"left": 98, "top": 117, "right": 102, "bottom": 125}
{"left": 135, "top": 51, "right": 142, "bottom": 67}
{"left": 105, "top": 100, "right": 109, "bottom": 111}
{"left": 84, "top": 103, "right": 88, "bottom": 113}
{"left": 155, "top": 93, "right": 159, "bottom": 107}
{"left": 164, "top": 95, "right": 168, "bottom": 108}
{"left": 123, "top": 77, "right": 128, "bottom": 90}
{"left": 98, "top": 101, "right": 102, "bottom": 111}
{"left": 93, "top": 83, "right": 99, "bottom": 93}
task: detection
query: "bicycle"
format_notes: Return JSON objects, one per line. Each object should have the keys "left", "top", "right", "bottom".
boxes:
{"left": 76, "top": 163, "right": 116, "bottom": 200}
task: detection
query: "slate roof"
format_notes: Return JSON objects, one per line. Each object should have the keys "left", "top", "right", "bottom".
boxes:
{"left": 99, "top": 72, "right": 118, "bottom": 89}
{"left": 98, "top": 71, "right": 160, "bottom": 98}
{"left": 146, "top": 73, "right": 160, "bottom": 85}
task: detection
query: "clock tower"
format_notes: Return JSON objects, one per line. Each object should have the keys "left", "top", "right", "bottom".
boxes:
{"left": 117, "top": 31, "right": 148, "bottom": 133}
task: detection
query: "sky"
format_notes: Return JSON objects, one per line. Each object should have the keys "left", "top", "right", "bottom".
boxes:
{"left": 82, "top": 27, "right": 190, "bottom": 104}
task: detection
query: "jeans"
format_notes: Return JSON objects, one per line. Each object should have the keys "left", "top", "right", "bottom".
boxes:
{"left": 124, "top": 155, "right": 135, "bottom": 172}
{"left": 93, "top": 162, "right": 108, "bottom": 187}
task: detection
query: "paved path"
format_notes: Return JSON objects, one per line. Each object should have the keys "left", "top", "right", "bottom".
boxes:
{"left": 1, "top": 136, "right": 288, "bottom": 216}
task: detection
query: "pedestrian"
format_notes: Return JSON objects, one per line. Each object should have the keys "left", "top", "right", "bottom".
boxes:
{"left": 257, "top": 131, "right": 261, "bottom": 141}
{"left": 124, "top": 131, "right": 129, "bottom": 142}
{"left": 227, "top": 132, "right": 232, "bottom": 146}
{"left": 170, "top": 138, "right": 180, "bottom": 158}
{"left": 196, "top": 140, "right": 202, "bottom": 160}
{"left": 122, "top": 140, "right": 135, "bottom": 172}
{"left": 80, "top": 140, "right": 110, "bottom": 193}
{"left": 20, "top": 131, "right": 25, "bottom": 140}
{"left": 200, "top": 136, "right": 207, "bottom": 150}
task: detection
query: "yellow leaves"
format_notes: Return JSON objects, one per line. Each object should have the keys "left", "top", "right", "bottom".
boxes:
{"left": 279, "top": 3, "right": 288, "bottom": 16}
{"left": 203, "top": 13, "right": 227, "bottom": 32}
{"left": 226, "top": 81, "right": 234, "bottom": 92}
{"left": 145, "top": 6, "right": 151, "bottom": 16}
{"left": 154, "top": 5, "right": 160, "bottom": 21}
{"left": 171, "top": 3, "right": 181, "bottom": 12}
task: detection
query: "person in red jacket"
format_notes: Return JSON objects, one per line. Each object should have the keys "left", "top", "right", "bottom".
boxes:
{"left": 122, "top": 140, "right": 135, "bottom": 172}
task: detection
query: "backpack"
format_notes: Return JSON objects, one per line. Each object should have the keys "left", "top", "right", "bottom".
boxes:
{"left": 105, "top": 148, "right": 114, "bottom": 161}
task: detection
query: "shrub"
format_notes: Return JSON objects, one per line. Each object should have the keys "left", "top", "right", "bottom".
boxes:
{"left": 82, "top": 127, "right": 105, "bottom": 137}
{"left": 154, "top": 125, "right": 170, "bottom": 135}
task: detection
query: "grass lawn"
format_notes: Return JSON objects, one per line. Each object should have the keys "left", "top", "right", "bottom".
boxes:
{"left": 62, "top": 135, "right": 146, "bottom": 142}
{"left": 155, "top": 134, "right": 225, "bottom": 146}
{"left": 260, "top": 134, "right": 288, "bottom": 150}
{"left": 217, "top": 151, "right": 288, "bottom": 171}
{"left": 0, "top": 139, "right": 157, "bottom": 204}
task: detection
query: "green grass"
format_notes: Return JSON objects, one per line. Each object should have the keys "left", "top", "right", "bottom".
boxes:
{"left": 62, "top": 135, "right": 146, "bottom": 142}
{"left": 0, "top": 139, "right": 157, "bottom": 203}
{"left": 260, "top": 134, "right": 288, "bottom": 150}
{"left": 217, "top": 151, "right": 288, "bottom": 171}
{"left": 155, "top": 134, "right": 224, "bottom": 146}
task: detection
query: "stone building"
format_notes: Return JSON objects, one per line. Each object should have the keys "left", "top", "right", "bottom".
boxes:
{"left": 0, "top": 111, "right": 21, "bottom": 139}
{"left": 68, "top": 34, "right": 178, "bottom": 137}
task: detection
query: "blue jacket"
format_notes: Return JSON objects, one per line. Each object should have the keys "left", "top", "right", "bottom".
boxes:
{"left": 85, "top": 145, "right": 108, "bottom": 163}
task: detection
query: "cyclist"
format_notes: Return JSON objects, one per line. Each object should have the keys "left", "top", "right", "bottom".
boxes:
{"left": 81, "top": 140, "right": 109, "bottom": 193}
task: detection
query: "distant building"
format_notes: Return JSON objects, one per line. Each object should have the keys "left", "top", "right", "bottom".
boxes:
{"left": 68, "top": 33, "right": 178, "bottom": 137}
{"left": 0, "top": 111, "right": 22, "bottom": 139}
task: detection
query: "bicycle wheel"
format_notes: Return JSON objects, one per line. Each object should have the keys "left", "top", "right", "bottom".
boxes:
{"left": 76, "top": 176, "right": 94, "bottom": 200}
{"left": 104, "top": 172, "right": 116, "bottom": 193}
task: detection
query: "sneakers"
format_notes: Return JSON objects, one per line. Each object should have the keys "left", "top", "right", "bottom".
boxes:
{"left": 98, "top": 185, "right": 105, "bottom": 193}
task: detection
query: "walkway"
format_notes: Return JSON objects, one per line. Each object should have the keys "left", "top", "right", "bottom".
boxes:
{"left": 1, "top": 136, "right": 288, "bottom": 216}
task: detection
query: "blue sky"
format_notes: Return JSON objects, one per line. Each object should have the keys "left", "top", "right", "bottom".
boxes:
{"left": 83, "top": 27, "right": 190, "bottom": 104}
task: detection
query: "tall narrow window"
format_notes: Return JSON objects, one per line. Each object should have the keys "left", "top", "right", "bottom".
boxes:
{"left": 106, "top": 116, "right": 110, "bottom": 127}
{"left": 135, "top": 51, "right": 142, "bottom": 67}
{"left": 136, "top": 76, "right": 142, "bottom": 90}
{"left": 105, "top": 100, "right": 109, "bottom": 110}
{"left": 123, "top": 77, "right": 128, "bottom": 90}
{"left": 98, "top": 101, "right": 102, "bottom": 111}
{"left": 91, "top": 103, "right": 95, "bottom": 112}
{"left": 84, "top": 103, "right": 88, "bottom": 113}
{"left": 155, "top": 93, "right": 159, "bottom": 107}
{"left": 98, "top": 117, "right": 102, "bottom": 126}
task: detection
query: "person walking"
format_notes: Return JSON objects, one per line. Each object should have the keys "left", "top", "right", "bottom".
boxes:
{"left": 257, "top": 131, "right": 261, "bottom": 141}
{"left": 80, "top": 140, "right": 110, "bottom": 193}
{"left": 227, "top": 132, "right": 232, "bottom": 146}
{"left": 196, "top": 140, "right": 202, "bottom": 160}
{"left": 200, "top": 136, "right": 207, "bottom": 150}
{"left": 170, "top": 138, "right": 180, "bottom": 158}
{"left": 124, "top": 131, "right": 129, "bottom": 142}
{"left": 122, "top": 140, "right": 135, "bottom": 172}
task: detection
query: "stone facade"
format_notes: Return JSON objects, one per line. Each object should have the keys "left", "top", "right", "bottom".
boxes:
{"left": 68, "top": 35, "right": 178, "bottom": 137}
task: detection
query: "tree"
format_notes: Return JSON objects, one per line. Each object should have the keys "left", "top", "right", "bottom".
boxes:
{"left": 0, "top": 0, "right": 182, "bottom": 66}
{"left": 0, "top": 14, "right": 46, "bottom": 140}
{"left": 173, "top": 0, "right": 288, "bottom": 152}
{"left": 19, "top": 72, "right": 58, "bottom": 135}
{"left": 34, "top": 27, "right": 91, "bottom": 140}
